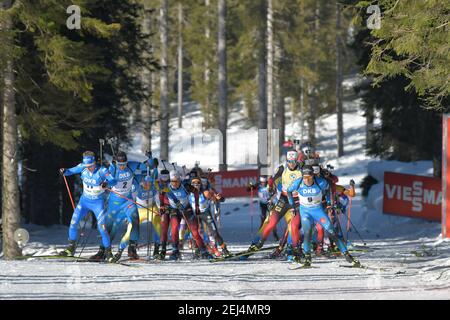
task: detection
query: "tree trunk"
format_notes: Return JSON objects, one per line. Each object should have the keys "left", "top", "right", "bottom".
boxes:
{"left": 141, "top": 4, "right": 153, "bottom": 153}
{"left": 177, "top": 2, "right": 183, "bottom": 129}
{"left": 159, "top": 0, "right": 169, "bottom": 160}
{"left": 204, "top": 0, "right": 211, "bottom": 129}
{"left": 308, "top": 3, "right": 320, "bottom": 146}
{"left": 336, "top": 1, "right": 344, "bottom": 157}
{"left": 266, "top": 0, "right": 274, "bottom": 171}
{"left": 257, "top": 0, "right": 267, "bottom": 170}
{"left": 274, "top": 42, "right": 284, "bottom": 156}
{"left": 2, "top": 0, "right": 22, "bottom": 258}
{"left": 218, "top": 0, "right": 228, "bottom": 171}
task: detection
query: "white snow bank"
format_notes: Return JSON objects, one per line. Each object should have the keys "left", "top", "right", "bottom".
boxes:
{"left": 363, "top": 160, "right": 440, "bottom": 238}
{"left": 368, "top": 160, "right": 434, "bottom": 181}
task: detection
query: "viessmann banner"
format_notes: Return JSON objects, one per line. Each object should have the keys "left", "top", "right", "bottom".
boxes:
{"left": 211, "top": 169, "right": 259, "bottom": 198}
{"left": 383, "top": 172, "right": 441, "bottom": 221}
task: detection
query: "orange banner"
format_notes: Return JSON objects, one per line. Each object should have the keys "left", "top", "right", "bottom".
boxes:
{"left": 383, "top": 172, "right": 441, "bottom": 222}
{"left": 210, "top": 169, "right": 259, "bottom": 198}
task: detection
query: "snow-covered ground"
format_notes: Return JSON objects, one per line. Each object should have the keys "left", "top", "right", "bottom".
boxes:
{"left": 1, "top": 98, "right": 449, "bottom": 300}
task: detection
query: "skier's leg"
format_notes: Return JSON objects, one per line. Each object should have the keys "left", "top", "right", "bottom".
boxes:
{"left": 169, "top": 210, "right": 181, "bottom": 260}
{"left": 312, "top": 207, "right": 359, "bottom": 265}
{"left": 170, "top": 210, "right": 181, "bottom": 249}
{"left": 90, "top": 200, "right": 111, "bottom": 249}
{"left": 300, "top": 212, "right": 314, "bottom": 255}
{"left": 316, "top": 223, "right": 324, "bottom": 254}
{"left": 68, "top": 202, "right": 89, "bottom": 243}
{"left": 259, "top": 203, "right": 267, "bottom": 228}
{"left": 184, "top": 209, "right": 208, "bottom": 256}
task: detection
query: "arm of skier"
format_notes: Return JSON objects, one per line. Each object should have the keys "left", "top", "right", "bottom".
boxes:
{"left": 101, "top": 167, "right": 117, "bottom": 188}
{"left": 286, "top": 178, "right": 301, "bottom": 207}
{"left": 61, "top": 163, "right": 84, "bottom": 176}
{"left": 268, "top": 165, "right": 284, "bottom": 191}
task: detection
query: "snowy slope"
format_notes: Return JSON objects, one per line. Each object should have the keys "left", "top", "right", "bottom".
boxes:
{"left": 1, "top": 97, "right": 449, "bottom": 300}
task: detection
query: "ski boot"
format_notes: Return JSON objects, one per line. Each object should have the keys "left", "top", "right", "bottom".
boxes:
{"left": 220, "top": 243, "right": 232, "bottom": 258}
{"left": 193, "top": 248, "right": 201, "bottom": 260}
{"left": 302, "top": 252, "right": 312, "bottom": 267}
{"left": 169, "top": 249, "right": 181, "bottom": 261}
{"left": 344, "top": 252, "right": 361, "bottom": 267}
{"left": 268, "top": 247, "right": 282, "bottom": 259}
{"left": 248, "top": 239, "right": 265, "bottom": 253}
{"left": 292, "top": 246, "right": 303, "bottom": 264}
{"left": 155, "top": 243, "right": 166, "bottom": 261}
{"left": 285, "top": 244, "right": 294, "bottom": 261}
{"left": 200, "top": 248, "right": 214, "bottom": 260}
{"left": 152, "top": 243, "right": 160, "bottom": 259}
{"left": 59, "top": 240, "right": 76, "bottom": 257}
{"left": 110, "top": 249, "right": 123, "bottom": 263}
{"left": 104, "top": 247, "right": 114, "bottom": 262}
{"left": 128, "top": 241, "right": 140, "bottom": 260}
{"left": 89, "top": 246, "right": 105, "bottom": 261}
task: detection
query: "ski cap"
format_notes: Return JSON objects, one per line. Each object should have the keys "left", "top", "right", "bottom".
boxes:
{"left": 286, "top": 150, "right": 298, "bottom": 162}
{"left": 169, "top": 170, "right": 181, "bottom": 181}
{"left": 82, "top": 151, "right": 96, "bottom": 167}
{"left": 302, "top": 165, "right": 314, "bottom": 177}
{"left": 260, "top": 176, "right": 268, "bottom": 183}
{"left": 116, "top": 151, "right": 128, "bottom": 165}
{"left": 159, "top": 169, "right": 170, "bottom": 182}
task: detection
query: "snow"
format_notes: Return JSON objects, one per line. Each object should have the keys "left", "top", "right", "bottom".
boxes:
{"left": 1, "top": 98, "right": 449, "bottom": 300}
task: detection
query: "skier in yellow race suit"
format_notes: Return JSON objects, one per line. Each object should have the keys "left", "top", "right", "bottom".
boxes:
{"left": 244, "top": 150, "right": 304, "bottom": 257}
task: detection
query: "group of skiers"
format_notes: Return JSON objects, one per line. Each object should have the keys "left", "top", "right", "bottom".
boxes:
{"left": 246, "top": 142, "right": 360, "bottom": 267}
{"left": 58, "top": 140, "right": 360, "bottom": 267}
{"left": 59, "top": 151, "right": 228, "bottom": 262}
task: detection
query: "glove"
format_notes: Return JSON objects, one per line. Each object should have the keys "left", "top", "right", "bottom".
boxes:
{"left": 59, "top": 168, "right": 66, "bottom": 175}
{"left": 101, "top": 181, "right": 108, "bottom": 189}
{"left": 350, "top": 179, "right": 355, "bottom": 187}
{"left": 145, "top": 150, "right": 153, "bottom": 159}
{"left": 176, "top": 202, "right": 184, "bottom": 211}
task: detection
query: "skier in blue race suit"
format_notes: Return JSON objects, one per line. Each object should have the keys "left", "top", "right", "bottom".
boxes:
{"left": 287, "top": 165, "right": 360, "bottom": 267}
{"left": 93, "top": 151, "right": 152, "bottom": 262}
{"left": 59, "top": 151, "right": 117, "bottom": 260}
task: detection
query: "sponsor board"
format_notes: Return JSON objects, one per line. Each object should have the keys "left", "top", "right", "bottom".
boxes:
{"left": 210, "top": 170, "right": 259, "bottom": 198}
{"left": 383, "top": 172, "right": 441, "bottom": 222}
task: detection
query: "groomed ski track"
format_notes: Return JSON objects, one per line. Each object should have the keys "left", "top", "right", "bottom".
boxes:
{"left": 1, "top": 197, "right": 449, "bottom": 300}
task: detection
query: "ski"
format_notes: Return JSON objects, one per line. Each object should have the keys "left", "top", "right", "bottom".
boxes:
{"left": 209, "top": 245, "right": 280, "bottom": 262}
{"left": 339, "top": 264, "right": 390, "bottom": 271}
{"left": 288, "top": 264, "right": 319, "bottom": 270}
{"left": 19, "top": 254, "right": 137, "bottom": 267}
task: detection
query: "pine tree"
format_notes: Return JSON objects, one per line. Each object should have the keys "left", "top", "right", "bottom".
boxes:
{"left": 358, "top": 0, "right": 450, "bottom": 110}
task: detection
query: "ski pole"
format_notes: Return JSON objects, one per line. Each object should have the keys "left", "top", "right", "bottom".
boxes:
{"left": 343, "top": 210, "right": 366, "bottom": 246}
{"left": 107, "top": 137, "right": 117, "bottom": 159}
{"left": 99, "top": 139, "right": 105, "bottom": 166}
{"left": 62, "top": 175, "right": 76, "bottom": 210}
{"left": 250, "top": 187, "right": 254, "bottom": 239}
{"left": 346, "top": 197, "right": 353, "bottom": 242}
{"left": 106, "top": 188, "right": 155, "bottom": 212}
{"left": 62, "top": 173, "right": 89, "bottom": 254}
{"left": 146, "top": 167, "right": 151, "bottom": 258}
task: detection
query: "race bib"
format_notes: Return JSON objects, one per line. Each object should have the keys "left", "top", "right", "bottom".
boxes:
{"left": 83, "top": 182, "right": 104, "bottom": 197}
{"left": 112, "top": 177, "right": 133, "bottom": 195}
